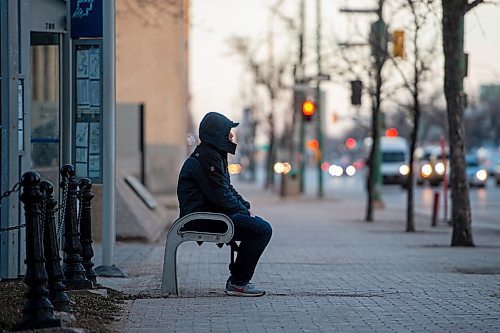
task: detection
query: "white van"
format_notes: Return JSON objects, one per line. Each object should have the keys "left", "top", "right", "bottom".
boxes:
{"left": 380, "top": 136, "right": 409, "bottom": 184}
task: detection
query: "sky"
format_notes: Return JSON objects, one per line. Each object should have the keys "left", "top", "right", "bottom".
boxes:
{"left": 190, "top": 0, "right": 500, "bottom": 138}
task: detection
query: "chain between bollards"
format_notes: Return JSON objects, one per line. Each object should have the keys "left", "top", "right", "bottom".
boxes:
{"left": 57, "top": 179, "right": 69, "bottom": 241}
{"left": 0, "top": 182, "right": 24, "bottom": 233}
{"left": 0, "top": 224, "right": 26, "bottom": 233}
{"left": 0, "top": 181, "right": 21, "bottom": 202}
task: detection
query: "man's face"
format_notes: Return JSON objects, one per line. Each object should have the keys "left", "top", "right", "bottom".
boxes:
{"left": 229, "top": 132, "right": 234, "bottom": 142}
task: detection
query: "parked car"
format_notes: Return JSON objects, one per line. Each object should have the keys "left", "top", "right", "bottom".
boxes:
{"left": 466, "top": 155, "right": 488, "bottom": 188}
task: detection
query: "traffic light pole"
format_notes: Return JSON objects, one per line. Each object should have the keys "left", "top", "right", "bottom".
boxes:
{"left": 338, "top": 0, "right": 386, "bottom": 219}
{"left": 372, "top": 0, "right": 385, "bottom": 208}
{"left": 315, "top": 0, "right": 324, "bottom": 198}
{"left": 297, "top": 0, "right": 305, "bottom": 193}
{"left": 299, "top": 95, "right": 306, "bottom": 193}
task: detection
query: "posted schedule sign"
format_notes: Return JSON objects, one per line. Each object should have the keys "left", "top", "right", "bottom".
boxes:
{"left": 73, "top": 42, "right": 103, "bottom": 182}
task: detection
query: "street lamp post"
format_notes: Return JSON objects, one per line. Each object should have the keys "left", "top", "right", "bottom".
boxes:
{"left": 316, "top": 0, "right": 324, "bottom": 198}
{"left": 95, "top": 0, "right": 125, "bottom": 277}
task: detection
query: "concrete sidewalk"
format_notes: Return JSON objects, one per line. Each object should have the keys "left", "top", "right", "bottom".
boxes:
{"left": 95, "top": 181, "right": 500, "bottom": 332}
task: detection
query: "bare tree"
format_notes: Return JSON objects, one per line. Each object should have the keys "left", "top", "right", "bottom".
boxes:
{"left": 388, "top": 0, "right": 440, "bottom": 232}
{"left": 442, "top": 0, "right": 499, "bottom": 246}
{"left": 327, "top": 13, "right": 392, "bottom": 222}
{"left": 227, "top": 36, "right": 291, "bottom": 189}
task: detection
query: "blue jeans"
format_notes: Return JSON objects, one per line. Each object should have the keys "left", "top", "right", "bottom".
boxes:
{"left": 228, "top": 213, "right": 272, "bottom": 285}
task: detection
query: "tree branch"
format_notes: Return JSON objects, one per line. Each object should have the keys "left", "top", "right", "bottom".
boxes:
{"left": 465, "top": 0, "right": 491, "bottom": 12}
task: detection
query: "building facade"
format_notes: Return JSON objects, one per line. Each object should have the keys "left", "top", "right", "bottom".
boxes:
{"left": 116, "top": 0, "right": 190, "bottom": 194}
{"left": 0, "top": 0, "right": 189, "bottom": 279}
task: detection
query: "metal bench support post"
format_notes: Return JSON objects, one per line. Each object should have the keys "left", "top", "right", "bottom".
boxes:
{"left": 161, "top": 212, "right": 234, "bottom": 295}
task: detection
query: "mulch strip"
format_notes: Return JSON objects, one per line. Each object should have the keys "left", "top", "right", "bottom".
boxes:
{"left": 0, "top": 279, "right": 125, "bottom": 333}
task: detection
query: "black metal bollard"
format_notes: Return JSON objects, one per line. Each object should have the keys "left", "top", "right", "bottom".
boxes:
{"left": 40, "top": 180, "right": 72, "bottom": 313}
{"left": 60, "top": 164, "right": 92, "bottom": 290}
{"left": 432, "top": 191, "right": 440, "bottom": 227}
{"left": 15, "top": 172, "right": 61, "bottom": 330}
{"left": 79, "top": 178, "right": 98, "bottom": 286}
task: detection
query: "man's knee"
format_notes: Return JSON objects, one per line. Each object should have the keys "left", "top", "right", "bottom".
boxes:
{"left": 257, "top": 217, "right": 273, "bottom": 240}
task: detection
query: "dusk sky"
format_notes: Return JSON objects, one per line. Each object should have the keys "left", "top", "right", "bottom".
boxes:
{"left": 190, "top": 0, "right": 500, "bottom": 138}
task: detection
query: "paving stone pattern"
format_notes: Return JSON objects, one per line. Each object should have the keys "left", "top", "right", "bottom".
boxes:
{"left": 95, "top": 181, "right": 500, "bottom": 332}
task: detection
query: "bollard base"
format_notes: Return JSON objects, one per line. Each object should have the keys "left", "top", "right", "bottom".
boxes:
{"left": 63, "top": 278, "right": 93, "bottom": 290}
{"left": 95, "top": 265, "right": 127, "bottom": 277}
{"left": 14, "top": 318, "right": 61, "bottom": 331}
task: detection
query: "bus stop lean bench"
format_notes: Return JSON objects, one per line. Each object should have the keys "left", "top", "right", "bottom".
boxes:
{"left": 161, "top": 212, "right": 237, "bottom": 296}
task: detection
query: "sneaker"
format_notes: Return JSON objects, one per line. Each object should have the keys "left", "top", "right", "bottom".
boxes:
{"left": 225, "top": 280, "right": 266, "bottom": 297}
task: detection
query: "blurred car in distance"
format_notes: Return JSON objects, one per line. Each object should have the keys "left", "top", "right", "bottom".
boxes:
{"left": 415, "top": 146, "right": 449, "bottom": 187}
{"left": 380, "top": 136, "right": 409, "bottom": 185}
{"left": 477, "top": 147, "right": 500, "bottom": 186}
{"left": 495, "top": 162, "right": 500, "bottom": 186}
{"left": 466, "top": 155, "right": 488, "bottom": 188}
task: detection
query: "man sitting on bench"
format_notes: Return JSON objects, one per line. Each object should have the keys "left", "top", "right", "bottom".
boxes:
{"left": 177, "top": 112, "right": 272, "bottom": 297}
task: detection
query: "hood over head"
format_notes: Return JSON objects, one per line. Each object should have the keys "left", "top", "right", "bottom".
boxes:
{"left": 199, "top": 112, "right": 239, "bottom": 155}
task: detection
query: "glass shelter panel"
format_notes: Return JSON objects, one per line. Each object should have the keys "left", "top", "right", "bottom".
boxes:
{"left": 30, "top": 33, "right": 60, "bottom": 186}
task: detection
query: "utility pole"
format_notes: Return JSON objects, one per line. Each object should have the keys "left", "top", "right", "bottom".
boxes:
{"left": 371, "top": 0, "right": 386, "bottom": 211}
{"left": 266, "top": 4, "right": 277, "bottom": 190}
{"left": 298, "top": 0, "right": 306, "bottom": 193}
{"left": 315, "top": 0, "right": 324, "bottom": 198}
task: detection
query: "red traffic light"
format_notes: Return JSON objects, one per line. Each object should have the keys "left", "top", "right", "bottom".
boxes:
{"left": 302, "top": 100, "right": 315, "bottom": 116}
{"left": 307, "top": 139, "right": 319, "bottom": 151}
{"left": 345, "top": 137, "right": 357, "bottom": 149}
{"left": 385, "top": 128, "right": 398, "bottom": 137}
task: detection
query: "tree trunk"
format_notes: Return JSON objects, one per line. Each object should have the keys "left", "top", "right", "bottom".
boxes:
{"left": 365, "top": 112, "right": 375, "bottom": 222}
{"left": 442, "top": 0, "right": 474, "bottom": 246}
{"left": 406, "top": 3, "right": 419, "bottom": 233}
{"left": 406, "top": 99, "right": 419, "bottom": 233}
{"left": 265, "top": 112, "right": 275, "bottom": 189}
{"left": 365, "top": 67, "right": 382, "bottom": 222}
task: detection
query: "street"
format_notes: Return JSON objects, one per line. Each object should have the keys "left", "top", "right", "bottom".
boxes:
{"left": 302, "top": 168, "right": 500, "bottom": 230}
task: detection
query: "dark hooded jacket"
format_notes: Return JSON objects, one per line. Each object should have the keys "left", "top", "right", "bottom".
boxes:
{"left": 177, "top": 112, "right": 250, "bottom": 217}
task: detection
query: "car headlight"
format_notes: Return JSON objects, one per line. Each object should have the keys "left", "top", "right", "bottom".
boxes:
{"left": 475, "top": 169, "right": 488, "bottom": 181}
{"left": 399, "top": 165, "right": 410, "bottom": 176}
{"left": 434, "top": 162, "right": 445, "bottom": 175}
{"left": 345, "top": 165, "right": 356, "bottom": 176}
{"left": 274, "top": 162, "right": 284, "bottom": 174}
{"left": 328, "top": 165, "right": 344, "bottom": 177}
{"left": 228, "top": 163, "right": 242, "bottom": 175}
{"left": 421, "top": 164, "right": 432, "bottom": 178}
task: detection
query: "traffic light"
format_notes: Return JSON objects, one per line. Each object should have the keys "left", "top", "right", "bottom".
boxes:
{"left": 302, "top": 100, "right": 315, "bottom": 122}
{"left": 385, "top": 128, "right": 398, "bottom": 137}
{"left": 345, "top": 137, "right": 357, "bottom": 149}
{"left": 307, "top": 139, "right": 319, "bottom": 151}
{"left": 332, "top": 113, "right": 338, "bottom": 123}
{"left": 370, "top": 19, "right": 388, "bottom": 61}
{"left": 392, "top": 30, "right": 405, "bottom": 58}
{"left": 350, "top": 80, "right": 362, "bottom": 105}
